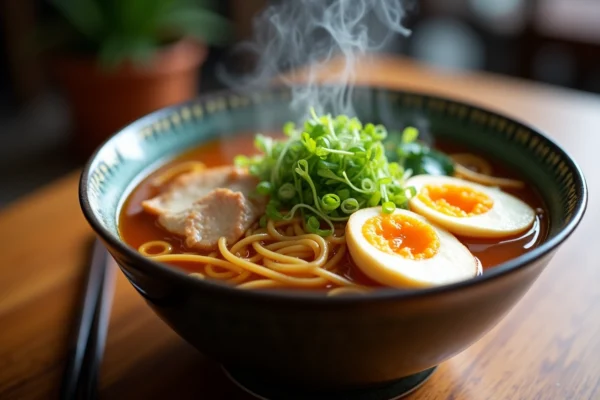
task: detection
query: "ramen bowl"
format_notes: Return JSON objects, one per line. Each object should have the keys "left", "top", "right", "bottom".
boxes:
{"left": 80, "top": 86, "right": 586, "bottom": 396}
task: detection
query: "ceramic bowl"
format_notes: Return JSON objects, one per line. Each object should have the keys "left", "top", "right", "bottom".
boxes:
{"left": 80, "top": 86, "right": 587, "bottom": 394}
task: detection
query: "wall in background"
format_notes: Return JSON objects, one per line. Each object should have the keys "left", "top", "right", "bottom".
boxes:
{"left": 0, "top": 0, "right": 599, "bottom": 206}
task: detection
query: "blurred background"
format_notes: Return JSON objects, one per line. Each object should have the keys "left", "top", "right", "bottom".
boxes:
{"left": 1, "top": 0, "right": 599, "bottom": 207}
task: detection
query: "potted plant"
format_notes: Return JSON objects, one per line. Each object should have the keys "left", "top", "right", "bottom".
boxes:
{"left": 45, "top": 0, "right": 229, "bottom": 156}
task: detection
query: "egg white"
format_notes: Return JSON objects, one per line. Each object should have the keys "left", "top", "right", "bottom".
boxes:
{"left": 346, "top": 207, "right": 480, "bottom": 288}
{"left": 406, "top": 175, "right": 535, "bottom": 239}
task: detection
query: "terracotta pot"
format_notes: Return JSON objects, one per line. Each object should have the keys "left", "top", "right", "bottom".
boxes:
{"left": 51, "top": 39, "right": 207, "bottom": 157}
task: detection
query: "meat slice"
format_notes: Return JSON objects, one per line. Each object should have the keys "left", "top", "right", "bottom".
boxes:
{"left": 142, "top": 166, "right": 266, "bottom": 250}
{"left": 159, "top": 188, "right": 263, "bottom": 250}
{"left": 142, "top": 166, "right": 259, "bottom": 215}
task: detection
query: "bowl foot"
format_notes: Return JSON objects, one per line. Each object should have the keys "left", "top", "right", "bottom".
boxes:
{"left": 221, "top": 365, "right": 437, "bottom": 400}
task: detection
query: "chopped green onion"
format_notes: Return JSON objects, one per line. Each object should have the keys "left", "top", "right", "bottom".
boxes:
{"left": 318, "top": 160, "right": 338, "bottom": 171}
{"left": 239, "top": 110, "right": 428, "bottom": 235}
{"left": 303, "top": 188, "right": 314, "bottom": 205}
{"left": 283, "top": 122, "right": 296, "bottom": 137}
{"left": 257, "top": 181, "right": 272, "bottom": 195}
{"left": 278, "top": 183, "right": 296, "bottom": 200}
{"left": 321, "top": 193, "right": 341, "bottom": 211}
{"left": 368, "top": 191, "right": 381, "bottom": 207}
{"left": 306, "top": 216, "right": 333, "bottom": 237}
{"left": 234, "top": 155, "right": 250, "bottom": 167}
{"left": 402, "top": 126, "right": 419, "bottom": 143}
{"left": 382, "top": 201, "right": 396, "bottom": 214}
{"left": 337, "top": 189, "right": 350, "bottom": 201}
{"left": 259, "top": 215, "right": 268, "bottom": 228}
{"left": 341, "top": 198, "right": 359, "bottom": 214}
{"left": 373, "top": 125, "right": 387, "bottom": 140}
{"left": 254, "top": 134, "right": 273, "bottom": 154}
{"left": 361, "top": 178, "right": 375, "bottom": 192}
{"left": 266, "top": 203, "right": 284, "bottom": 221}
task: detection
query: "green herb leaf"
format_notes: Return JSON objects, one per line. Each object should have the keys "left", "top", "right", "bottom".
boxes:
{"left": 402, "top": 126, "right": 419, "bottom": 143}
{"left": 403, "top": 148, "right": 455, "bottom": 176}
{"left": 240, "top": 112, "right": 435, "bottom": 235}
{"left": 386, "top": 127, "right": 455, "bottom": 177}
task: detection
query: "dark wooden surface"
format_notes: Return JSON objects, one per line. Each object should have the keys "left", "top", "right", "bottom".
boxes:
{"left": 0, "top": 56, "right": 599, "bottom": 399}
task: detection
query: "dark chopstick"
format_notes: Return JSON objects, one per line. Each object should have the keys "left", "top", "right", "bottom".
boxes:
{"left": 60, "top": 239, "right": 116, "bottom": 400}
{"left": 79, "top": 247, "right": 116, "bottom": 400}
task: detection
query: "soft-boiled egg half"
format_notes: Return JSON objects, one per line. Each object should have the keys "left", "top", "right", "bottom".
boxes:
{"left": 406, "top": 175, "right": 535, "bottom": 239}
{"left": 346, "top": 207, "right": 480, "bottom": 288}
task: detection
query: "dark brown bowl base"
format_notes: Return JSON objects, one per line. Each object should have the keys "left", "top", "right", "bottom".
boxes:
{"left": 222, "top": 365, "right": 437, "bottom": 400}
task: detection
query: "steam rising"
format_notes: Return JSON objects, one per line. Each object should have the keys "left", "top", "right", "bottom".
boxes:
{"left": 219, "top": 0, "right": 412, "bottom": 118}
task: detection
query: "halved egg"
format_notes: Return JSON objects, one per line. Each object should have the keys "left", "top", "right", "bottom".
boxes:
{"left": 346, "top": 207, "right": 480, "bottom": 288}
{"left": 406, "top": 175, "right": 535, "bottom": 239}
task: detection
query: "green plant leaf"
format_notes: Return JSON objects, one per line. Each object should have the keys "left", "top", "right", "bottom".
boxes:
{"left": 115, "top": 0, "right": 173, "bottom": 38}
{"left": 50, "top": 0, "right": 104, "bottom": 41}
{"left": 47, "top": 0, "right": 230, "bottom": 68}
{"left": 98, "top": 35, "right": 157, "bottom": 69}
{"left": 159, "top": 7, "right": 231, "bottom": 45}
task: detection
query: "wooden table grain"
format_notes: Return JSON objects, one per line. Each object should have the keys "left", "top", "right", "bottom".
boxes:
{"left": 1, "top": 56, "right": 598, "bottom": 400}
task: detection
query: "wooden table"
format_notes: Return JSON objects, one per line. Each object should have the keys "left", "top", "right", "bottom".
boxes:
{"left": 1, "top": 56, "right": 598, "bottom": 400}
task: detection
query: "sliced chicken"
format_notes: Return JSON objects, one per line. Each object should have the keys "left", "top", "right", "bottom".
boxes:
{"left": 142, "top": 166, "right": 266, "bottom": 250}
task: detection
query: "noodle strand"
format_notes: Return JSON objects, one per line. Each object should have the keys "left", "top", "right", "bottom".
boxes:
{"left": 138, "top": 217, "right": 365, "bottom": 294}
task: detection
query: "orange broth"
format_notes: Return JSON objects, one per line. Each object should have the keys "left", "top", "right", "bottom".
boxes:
{"left": 119, "top": 133, "right": 548, "bottom": 289}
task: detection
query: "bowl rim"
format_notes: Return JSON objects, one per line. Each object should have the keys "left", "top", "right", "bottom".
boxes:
{"left": 79, "top": 85, "right": 588, "bottom": 304}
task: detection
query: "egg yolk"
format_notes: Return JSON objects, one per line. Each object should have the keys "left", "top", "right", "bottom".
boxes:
{"left": 418, "top": 184, "right": 493, "bottom": 217}
{"left": 362, "top": 214, "right": 440, "bottom": 260}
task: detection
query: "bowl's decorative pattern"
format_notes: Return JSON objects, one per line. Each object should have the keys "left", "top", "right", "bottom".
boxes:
{"left": 84, "top": 86, "right": 583, "bottom": 240}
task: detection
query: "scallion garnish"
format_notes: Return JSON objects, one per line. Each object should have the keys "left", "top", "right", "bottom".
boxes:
{"left": 235, "top": 109, "right": 421, "bottom": 236}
